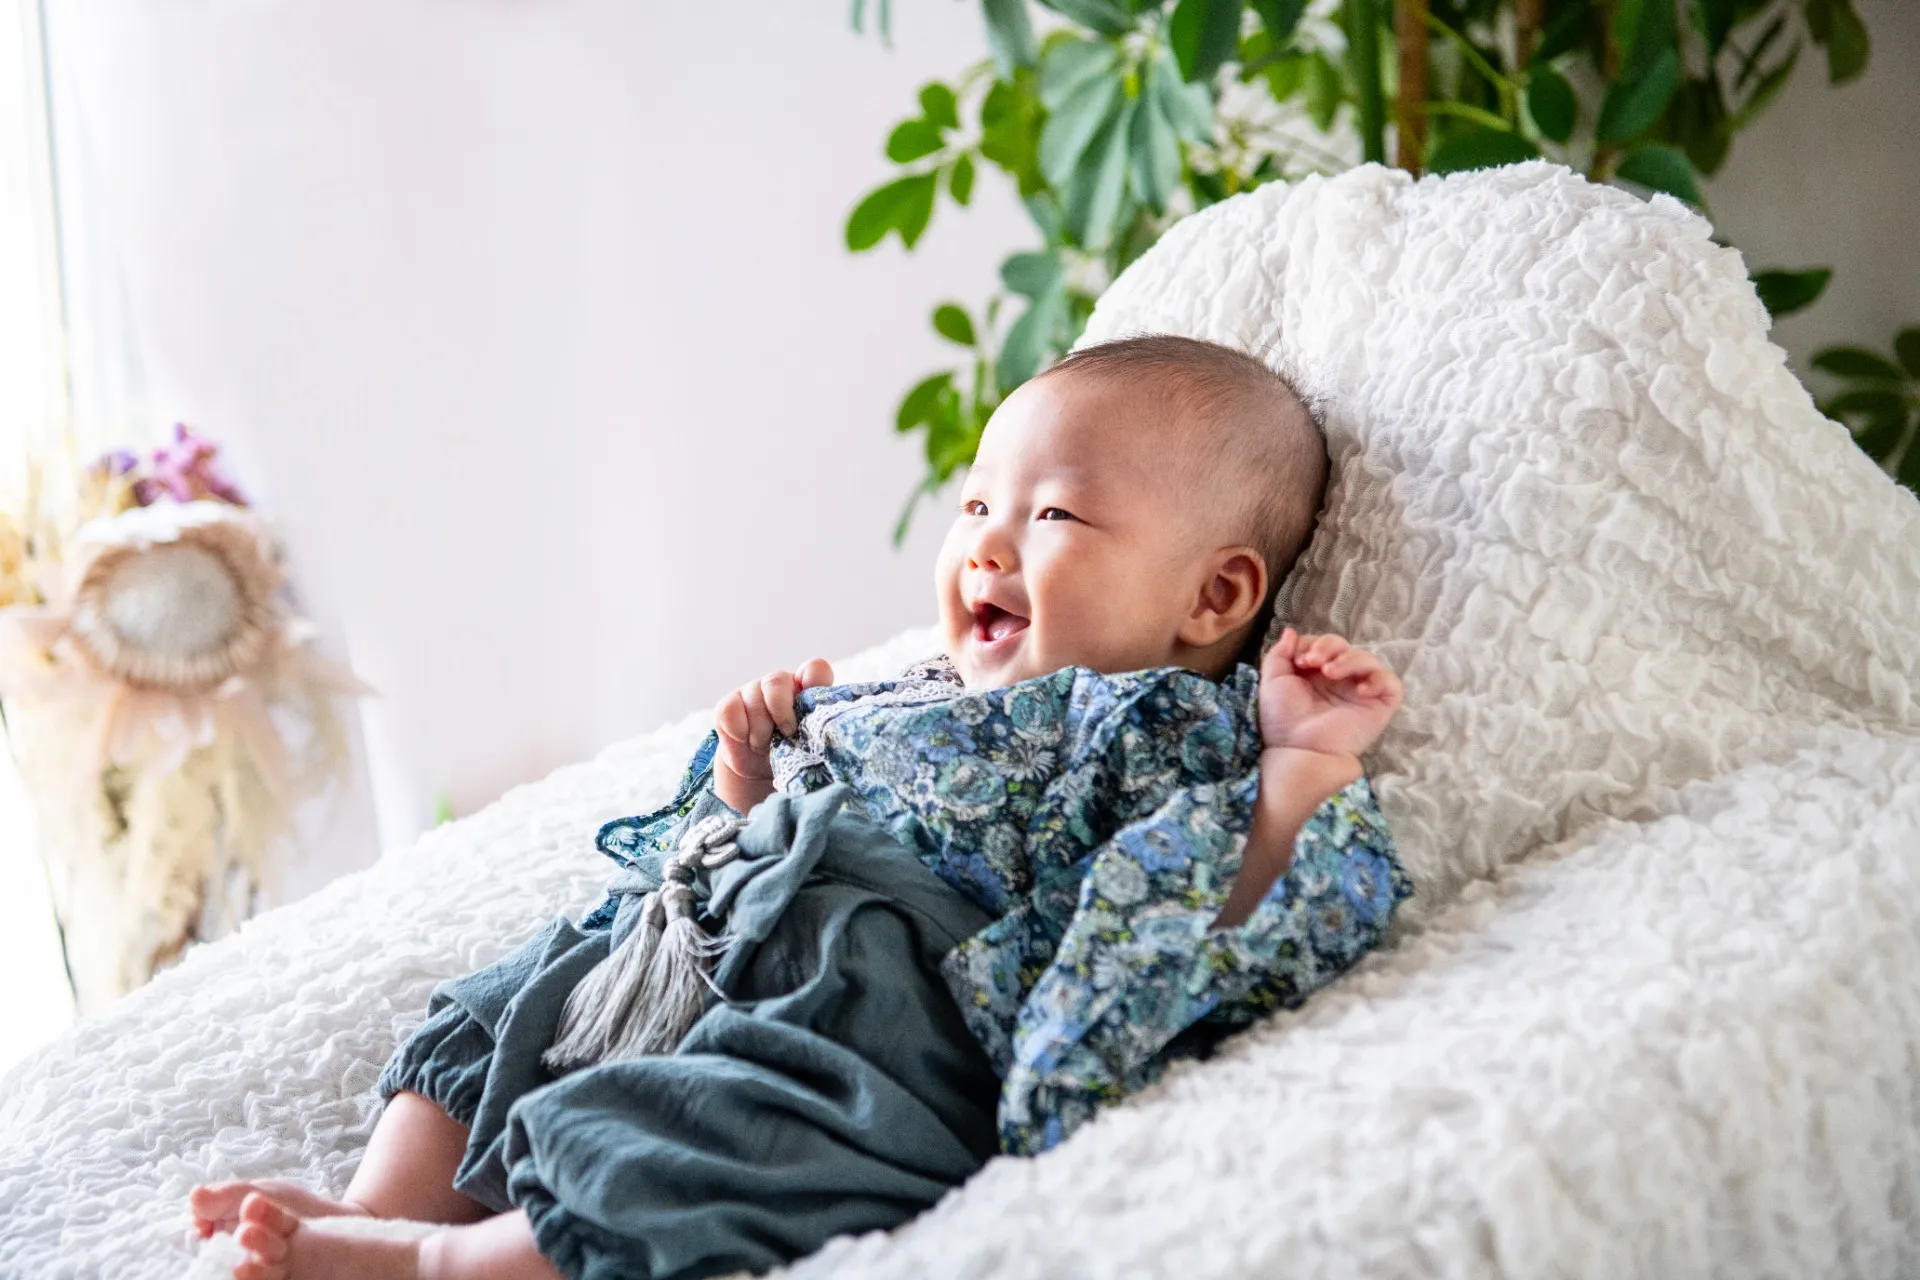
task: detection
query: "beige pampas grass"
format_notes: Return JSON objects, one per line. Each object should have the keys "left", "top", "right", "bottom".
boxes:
{"left": 0, "top": 500, "right": 372, "bottom": 1013}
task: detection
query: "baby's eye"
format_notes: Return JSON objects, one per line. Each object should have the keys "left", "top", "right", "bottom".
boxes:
{"left": 962, "top": 499, "right": 988, "bottom": 517}
{"left": 1037, "top": 507, "right": 1076, "bottom": 522}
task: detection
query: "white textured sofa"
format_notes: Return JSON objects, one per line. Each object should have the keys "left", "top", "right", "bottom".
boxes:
{"left": 5, "top": 163, "right": 1919, "bottom": 1280}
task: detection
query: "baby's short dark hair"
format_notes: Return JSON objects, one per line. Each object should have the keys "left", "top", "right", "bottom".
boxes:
{"left": 1039, "top": 334, "right": 1329, "bottom": 645}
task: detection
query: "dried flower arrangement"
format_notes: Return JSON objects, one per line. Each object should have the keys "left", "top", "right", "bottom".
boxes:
{"left": 0, "top": 425, "right": 371, "bottom": 1015}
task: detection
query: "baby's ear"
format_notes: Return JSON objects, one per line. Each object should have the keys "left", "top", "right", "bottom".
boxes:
{"left": 1179, "top": 547, "right": 1267, "bottom": 648}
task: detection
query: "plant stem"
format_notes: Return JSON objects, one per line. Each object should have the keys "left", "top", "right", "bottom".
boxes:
{"left": 1420, "top": 99, "right": 1519, "bottom": 131}
{"left": 1420, "top": 8, "right": 1521, "bottom": 118}
{"left": 1590, "top": 0, "right": 1622, "bottom": 179}
{"left": 1344, "top": 0, "right": 1387, "bottom": 164}
{"left": 1515, "top": 0, "right": 1542, "bottom": 66}
{"left": 1396, "top": 0, "right": 1430, "bottom": 173}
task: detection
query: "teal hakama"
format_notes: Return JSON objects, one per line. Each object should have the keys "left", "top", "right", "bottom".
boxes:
{"left": 378, "top": 785, "right": 998, "bottom": 1280}
{"left": 377, "top": 659, "right": 1413, "bottom": 1280}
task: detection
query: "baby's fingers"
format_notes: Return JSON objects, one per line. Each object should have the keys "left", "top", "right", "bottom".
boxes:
{"left": 714, "top": 689, "right": 751, "bottom": 745}
{"left": 1301, "top": 634, "right": 1349, "bottom": 668}
{"left": 795, "top": 657, "right": 834, "bottom": 690}
{"left": 739, "top": 680, "right": 776, "bottom": 751}
{"left": 1322, "top": 647, "right": 1374, "bottom": 679}
{"left": 758, "top": 671, "right": 801, "bottom": 739}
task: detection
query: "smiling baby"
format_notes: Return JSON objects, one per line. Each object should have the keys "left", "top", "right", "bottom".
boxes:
{"left": 192, "top": 335, "right": 1411, "bottom": 1280}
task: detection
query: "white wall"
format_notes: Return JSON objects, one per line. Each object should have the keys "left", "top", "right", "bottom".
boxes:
{"left": 40, "top": 1, "right": 1032, "bottom": 884}
{"left": 1702, "top": 0, "right": 1920, "bottom": 374}
{"left": 31, "top": 0, "right": 1919, "bottom": 900}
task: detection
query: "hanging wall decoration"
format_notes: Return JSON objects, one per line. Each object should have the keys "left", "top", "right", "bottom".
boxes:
{"left": 0, "top": 425, "right": 373, "bottom": 1015}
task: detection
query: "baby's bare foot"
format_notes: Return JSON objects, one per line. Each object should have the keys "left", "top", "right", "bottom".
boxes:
{"left": 231, "top": 1193, "right": 426, "bottom": 1280}
{"left": 191, "top": 1179, "right": 368, "bottom": 1239}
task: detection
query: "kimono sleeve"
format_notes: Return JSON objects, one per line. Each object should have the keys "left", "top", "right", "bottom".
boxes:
{"left": 996, "top": 770, "right": 1411, "bottom": 1156}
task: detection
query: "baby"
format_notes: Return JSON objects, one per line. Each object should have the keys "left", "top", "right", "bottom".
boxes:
{"left": 189, "top": 334, "right": 1408, "bottom": 1280}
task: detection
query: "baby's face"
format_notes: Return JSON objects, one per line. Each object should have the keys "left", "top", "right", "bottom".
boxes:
{"left": 935, "top": 373, "right": 1221, "bottom": 689}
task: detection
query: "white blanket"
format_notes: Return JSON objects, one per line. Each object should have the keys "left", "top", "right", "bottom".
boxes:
{"left": 5, "top": 164, "right": 1918, "bottom": 1279}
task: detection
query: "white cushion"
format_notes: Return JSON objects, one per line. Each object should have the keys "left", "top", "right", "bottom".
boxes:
{"left": 1080, "top": 161, "right": 1920, "bottom": 905}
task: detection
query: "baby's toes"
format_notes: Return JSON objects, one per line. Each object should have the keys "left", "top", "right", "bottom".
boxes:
{"left": 241, "top": 1192, "right": 299, "bottom": 1229}
{"left": 236, "top": 1221, "right": 290, "bottom": 1264}
{"left": 232, "top": 1256, "right": 288, "bottom": 1280}
{"left": 190, "top": 1182, "right": 251, "bottom": 1234}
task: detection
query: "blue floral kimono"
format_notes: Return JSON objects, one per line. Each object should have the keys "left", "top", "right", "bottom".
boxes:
{"left": 592, "top": 656, "right": 1412, "bottom": 1156}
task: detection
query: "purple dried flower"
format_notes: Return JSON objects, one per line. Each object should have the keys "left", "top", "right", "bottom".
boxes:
{"left": 85, "top": 449, "right": 139, "bottom": 479}
{"left": 132, "top": 423, "right": 249, "bottom": 507}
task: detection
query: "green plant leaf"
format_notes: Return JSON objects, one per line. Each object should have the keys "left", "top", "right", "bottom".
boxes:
{"left": 933, "top": 303, "right": 978, "bottom": 346}
{"left": 996, "top": 287, "right": 1069, "bottom": 389}
{"left": 1036, "top": 0, "right": 1135, "bottom": 36}
{"left": 949, "top": 153, "right": 977, "bottom": 205}
{"left": 1895, "top": 329, "right": 1920, "bottom": 379}
{"left": 1853, "top": 408, "right": 1906, "bottom": 462}
{"left": 1611, "top": 0, "right": 1647, "bottom": 61}
{"left": 1734, "top": 14, "right": 1786, "bottom": 90}
{"left": 1694, "top": 0, "right": 1736, "bottom": 55}
{"left": 1249, "top": 0, "right": 1306, "bottom": 44}
{"left": 1750, "top": 266, "right": 1830, "bottom": 318}
{"left": 1805, "top": 0, "right": 1832, "bottom": 41}
{"left": 1615, "top": 0, "right": 1676, "bottom": 79}
{"left": 1151, "top": 47, "right": 1215, "bottom": 140}
{"left": 1040, "top": 38, "right": 1119, "bottom": 110}
{"left": 1671, "top": 76, "right": 1732, "bottom": 174}
{"left": 1001, "top": 250, "right": 1065, "bottom": 298}
{"left": 897, "top": 372, "right": 955, "bottom": 432}
{"left": 980, "top": 75, "right": 1047, "bottom": 195}
{"left": 1525, "top": 67, "right": 1577, "bottom": 143}
{"left": 1128, "top": 73, "right": 1182, "bottom": 210}
{"left": 1822, "top": 0, "right": 1870, "bottom": 83}
{"left": 1039, "top": 73, "right": 1124, "bottom": 186}
{"left": 1169, "top": 0, "right": 1244, "bottom": 82}
{"left": 887, "top": 119, "right": 946, "bottom": 163}
{"left": 846, "top": 173, "right": 938, "bottom": 251}
{"left": 1813, "top": 346, "right": 1907, "bottom": 383}
{"left": 1023, "top": 192, "right": 1066, "bottom": 244}
{"left": 897, "top": 172, "right": 940, "bottom": 248}
{"left": 1597, "top": 45, "right": 1681, "bottom": 142}
{"left": 1061, "top": 98, "right": 1136, "bottom": 247}
{"left": 920, "top": 83, "right": 960, "bottom": 132}
{"left": 1427, "top": 127, "right": 1542, "bottom": 174}
{"left": 1615, "top": 143, "right": 1703, "bottom": 205}
{"left": 1823, "top": 387, "right": 1905, "bottom": 422}
{"left": 1897, "top": 430, "right": 1920, "bottom": 495}
{"left": 925, "top": 382, "right": 975, "bottom": 474}
{"left": 1732, "top": 40, "right": 1799, "bottom": 131}
{"left": 1303, "top": 50, "right": 1344, "bottom": 131}
{"left": 982, "top": 0, "right": 1039, "bottom": 75}
{"left": 1535, "top": 0, "right": 1596, "bottom": 63}
{"left": 1256, "top": 51, "right": 1307, "bottom": 100}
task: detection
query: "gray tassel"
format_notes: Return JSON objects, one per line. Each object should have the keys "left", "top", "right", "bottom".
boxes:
{"left": 543, "top": 816, "right": 742, "bottom": 1074}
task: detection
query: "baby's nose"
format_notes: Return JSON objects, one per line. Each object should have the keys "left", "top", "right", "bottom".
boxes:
{"left": 966, "top": 538, "right": 1015, "bottom": 573}
{"left": 964, "top": 515, "right": 1018, "bottom": 573}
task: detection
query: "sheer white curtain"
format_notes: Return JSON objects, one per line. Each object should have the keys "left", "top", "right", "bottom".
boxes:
{"left": 0, "top": 0, "right": 79, "bottom": 1071}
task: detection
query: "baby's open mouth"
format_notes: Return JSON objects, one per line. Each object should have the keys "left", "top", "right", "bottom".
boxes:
{"left": 972, "top": 602, "right": 1030, "bottom": 644}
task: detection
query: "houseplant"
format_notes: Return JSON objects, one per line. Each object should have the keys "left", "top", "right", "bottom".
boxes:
{"left": 845, "top": 0, "right": 1894, "bottom": 528}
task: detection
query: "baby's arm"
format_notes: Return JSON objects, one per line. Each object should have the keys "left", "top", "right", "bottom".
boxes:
{"left": 1213, "top": 628, "right": 1403, "bottom": 928}
{"left": 712, "top": 657, "right": 833, "bottom": 813}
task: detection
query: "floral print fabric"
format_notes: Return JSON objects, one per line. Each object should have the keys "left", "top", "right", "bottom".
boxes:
{"left": 593, "top": 658, "right": 1411, "bottom": 1155}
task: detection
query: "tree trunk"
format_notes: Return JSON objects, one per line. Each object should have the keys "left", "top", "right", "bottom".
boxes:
{"left": 1516, "top": 0, "right": 1542, "bottom": 66}
{"left": 1395, "top": 0, "right": 1430, "bottom": 174}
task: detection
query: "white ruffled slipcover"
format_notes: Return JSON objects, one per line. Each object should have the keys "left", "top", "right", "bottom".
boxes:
{"left": 5, "top": 162, "right": 1919, "bottom": 1280}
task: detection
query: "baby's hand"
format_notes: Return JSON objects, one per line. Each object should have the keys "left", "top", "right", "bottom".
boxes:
{"left": 713, "top": 658, "right": 834, "bottom": 814}
{"left": 1258, "top": 628, "right": 1403, "bottom": 763}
